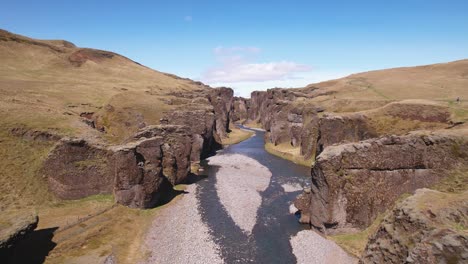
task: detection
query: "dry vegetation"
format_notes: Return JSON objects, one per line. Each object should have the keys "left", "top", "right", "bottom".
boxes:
{"left": 299, "top": 60, "right": 468, "bottom": 124}
{"left": 265, "top": 142, "right": 314, "bottom": 167}
{"left": 0, "top": 29, "right": 209, "bottom": 262}
{"left": 221, "top": 125, "right": 254, "bottom": 145}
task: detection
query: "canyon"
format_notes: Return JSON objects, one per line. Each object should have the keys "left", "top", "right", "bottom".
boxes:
{"left": 1, "top": 29, "right": 467, "bottom": 263}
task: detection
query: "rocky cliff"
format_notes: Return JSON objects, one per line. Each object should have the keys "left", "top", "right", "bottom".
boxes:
{"left": 360, "top": 189, "right": 468, "bottom": 264}
{"left": 294, "top": 133, "right": 468, "bottom": 231}
{"left": 245, "top": 88, "right": 454, "bottom": 162}
{"left": 230, "top": 97, "right": 250, "bottom": 123}
{"left": 43, "top": 87, "right": 234, "bottom": 208}
{"left": 0, "top": 211, "right": 38, "bottom": 250}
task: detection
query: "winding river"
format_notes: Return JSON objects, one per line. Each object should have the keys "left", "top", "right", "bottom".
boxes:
{"left": 197, "top": 127, "right": 310, "bottom": 263}
{"left": 142, "top": 127, "right": 355, "bottom": 264}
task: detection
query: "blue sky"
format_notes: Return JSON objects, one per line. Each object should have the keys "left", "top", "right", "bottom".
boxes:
{"left": 2, "top": 0, "right": 468, "bottom": 96}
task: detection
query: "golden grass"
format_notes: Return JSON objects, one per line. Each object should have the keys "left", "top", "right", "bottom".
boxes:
{"left": 36, "top": 190, "right": 188, "bottom": 263}
{"left": 328, "top": 213, "right": 386, "bottom": 257}
{"left": 432, "top": 166, "right": 468, "bottom": 194}
{"left": 243, "top": 120, "right": 264, "bottom": 129}
{"left": 0, "top": 31, "right": 207, "bottom": 263}
{"left": 264, "top": 142, "right": 314, "bottom": 167}
{"left": 221, "top": 126, "right": 254, "bottom": 145}
{"left": 0, "top": 130, "right": 56, "bottom": 211}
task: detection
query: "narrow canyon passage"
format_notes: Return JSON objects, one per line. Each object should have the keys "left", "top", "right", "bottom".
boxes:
{"left": 142, "top": 128, "right": 355, "bottom": 264}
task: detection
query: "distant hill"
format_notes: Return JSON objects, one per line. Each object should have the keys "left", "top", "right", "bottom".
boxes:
{"left": 0, "top": 29, "right": 209, "bottom": 142}
{"left": 298, "top": 59, "right": 468, "bottom": 118}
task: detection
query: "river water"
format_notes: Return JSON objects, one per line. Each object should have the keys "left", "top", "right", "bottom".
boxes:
{"left": 197, "top": 127, "right": 311, "bottom": 263}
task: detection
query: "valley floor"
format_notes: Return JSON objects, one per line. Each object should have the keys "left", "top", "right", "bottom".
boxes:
{"left": 140, "top": 130, "right": 356, "bottom": 263}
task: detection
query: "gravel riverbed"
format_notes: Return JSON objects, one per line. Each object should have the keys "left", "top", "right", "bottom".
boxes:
{"left": 208, "top": 153, "right": 272, "bottom": 235}
{"left": 141, "top": 145, "right": 358, "bottom": 263}
{"left": 290, "top": 230, "right": 357, "bottom": 264}
{"left": 141, "top": 184, "right": 223, "bottom": 264}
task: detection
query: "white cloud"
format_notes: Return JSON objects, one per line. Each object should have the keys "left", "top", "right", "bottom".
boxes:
{"left": 201, "top": 46, "right": 311, "bottom": 83}
{"left": 203, "top": 61, "right": 311, "bottom": 83}
{"left": 184, "top": 15, "right": 192, "bottom": 22}
{"left": 210, "top": 70, "right": 353, "bottom": 98}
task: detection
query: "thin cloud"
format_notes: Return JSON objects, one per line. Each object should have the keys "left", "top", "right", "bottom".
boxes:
{"left": 184, "top": 15, "right": 192, "bottom": 22}
{"left": 202, "top": 46, "right": 311, "bottom": 83}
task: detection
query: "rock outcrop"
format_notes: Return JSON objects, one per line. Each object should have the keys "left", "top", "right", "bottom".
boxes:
{"left": 246, "top": 89, "right": 454, "bottom": 162}
{"left": 246, "top": 88, "right": 379, "bottom": 160}
{"left": 208, "top": 87, "right": 234, "bottom": 139}
{"left": 248, "top": 89, "right": 321, "bottom": 159}
{"left": 43, "top": 87, "right": 234, "bottom": 208}
{"left": 360, "top": 189, "right": 468, "bottom": 264}
{"left": 295, "top": 133, "right": 468, "bottom": 231}
{"left": 230, "top": 97, "right": 249, "bottom": 123}
{"left": 316, "top": 114, "right": 378, "bottom": 154}
{"left": 0, "top": 211, "right": 38, "bottom": 250}
{"left": 43, "top": 138, "right": 114, "bottom": 199}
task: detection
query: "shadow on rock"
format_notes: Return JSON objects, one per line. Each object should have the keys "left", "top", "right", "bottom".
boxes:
{"left": 153, "top": 187, "right": 188, "bottom": 207}
{"left": 0, "top": 227, "right": 58, "bottom": 264}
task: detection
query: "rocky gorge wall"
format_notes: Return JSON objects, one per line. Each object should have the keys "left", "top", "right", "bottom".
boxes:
{"left": 294, "top": 133, "right": 468, "bottom": 231}
{"left": 42, "top": 87, "right": 234, "bottom": 208}
{"left": 245, "top": 88, "right": 383, "bottom": 160}
{"left": 242, "top": 87, "right": 467, "bottom": 248}
{"left": 360, "top": 189, "right": 468, "bottom": 264}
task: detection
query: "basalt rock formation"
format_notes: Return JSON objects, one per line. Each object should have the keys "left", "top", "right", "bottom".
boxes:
{"left": 360, "top": 189, "right": 468, "bottom": 264}
{"left": 316, "top": 114, "right": 378, "bottom": 154}
{"left": 230, "top": 97, "right": 249, "bottom": 123}
{"left": 245, "top": 88, "right": 455, "bottom": 161}
{"left": 43, "top": 87, "right": 234, "bottom": 208}
{"left": 248, "top": 89, "right": 322, "bottom": 159}
{"left": 294, "top": 133, "right": 468, "bottom": 231}
{"left": 43, "top": 138, "right": 114, "bottom": 199}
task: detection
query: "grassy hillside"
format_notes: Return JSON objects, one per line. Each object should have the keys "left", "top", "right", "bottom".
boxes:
{"left": 0, "top": 29, "right": 208, "bottom": 142}
{"left": 300, "top": 60, "right": 468, "bottom": 120}
{"left": 0, "top": 29, "right": 212, "bottom": 263}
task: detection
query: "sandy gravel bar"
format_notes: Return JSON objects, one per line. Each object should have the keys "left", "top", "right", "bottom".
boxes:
{"left": 141, "top": 184, "right": 223, "bottom": 264}
{"left": 208, "top": 153, "right": 272, "bottom": 235}
{"left": 290, "top": 230, "right": 357, "bottom": 264}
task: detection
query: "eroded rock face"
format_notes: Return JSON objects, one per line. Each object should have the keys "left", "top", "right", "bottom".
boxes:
{"left": 360, "top": 189, "right": 468, "bottom": 264}
{"left": 44, "top": 87, "right": 235, "bottom": 208}
{"left": 208, "top": 87, "right": 233, "bottom": 139}
{"left": 44, "top": 138, "right": 114, "bottom": 199}
{"left": 316, "top": 114, "right": 378, "bottom": 155}
{"left": 164, "top": 108, "right": 217, "bottom": 161}
{"left": 112, "top": 137, "right": 171, "bottom": 208}
{"left": 248, "top": 89, "right": 322, "bottom": 159}
{"left": 295, "top": 133, "right": 468, "bottom": 231}
{"left": 230, "top": 97, "right": 249, "bottom": 123}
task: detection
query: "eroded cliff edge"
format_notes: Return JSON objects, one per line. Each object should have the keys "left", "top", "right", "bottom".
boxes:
{"left": 42, "top": 87, "right": 234, "bottom": 208}
{"left": 294, "top": 132, "right": 467, "bottom": 230}
{"left": 241, "top": 85, "right": 467, "bottom": 260}
{"left": 360, "top": 189, "right": 468, "bottom": 264}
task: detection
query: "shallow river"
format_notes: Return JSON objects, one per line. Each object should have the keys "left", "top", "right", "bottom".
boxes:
{"left": 197, "top": 127, "right": 310, "bottom": 263}
{"left": 143, "top": 127, "right": 355, "bottom": 264}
